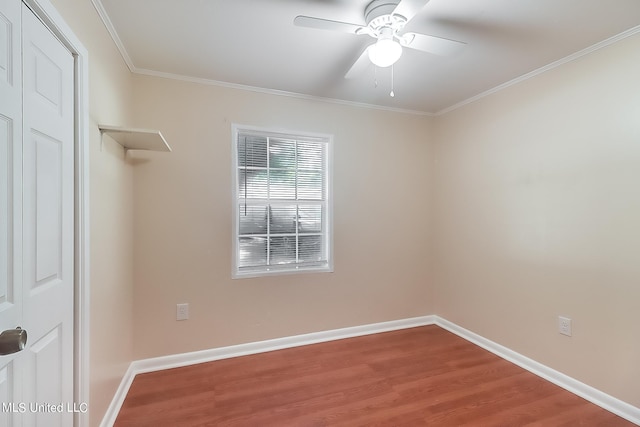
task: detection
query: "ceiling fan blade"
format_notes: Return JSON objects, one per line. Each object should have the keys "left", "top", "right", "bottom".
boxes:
{"left": 392, "top": 0, "right": 430, "bottom": 22}
{"left": 294, "top": 16, "right": 363, "bottom": 34}
{"left": 345, "top": 46, "right": 372, "bottom": 79}
{"left": 401, "top": 33, "right": 466, "bottom": 56}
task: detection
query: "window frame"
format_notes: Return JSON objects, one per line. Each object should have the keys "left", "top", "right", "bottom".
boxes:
{"left": 231, "top": 124, "right": 334, "bottom": 279}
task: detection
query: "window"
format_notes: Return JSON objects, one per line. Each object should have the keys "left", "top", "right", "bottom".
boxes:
{"left": 232, "top": 125, "right": 332, "bottom": 278}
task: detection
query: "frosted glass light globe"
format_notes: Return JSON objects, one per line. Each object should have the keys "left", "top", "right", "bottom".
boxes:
{"left": 368, "top": 38, "right": 402, "bottom": 67}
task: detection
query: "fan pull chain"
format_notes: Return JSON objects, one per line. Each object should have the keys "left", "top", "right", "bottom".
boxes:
{"left": 390, "top": 64, "right": 395, "bottom": 97}
{"left": 374, "top": 66, "right": 378, "bottom": 88}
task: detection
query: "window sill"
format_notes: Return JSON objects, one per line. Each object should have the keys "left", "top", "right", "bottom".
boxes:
{"left": 233, "top": 264, "right": 333, "bottom": 279}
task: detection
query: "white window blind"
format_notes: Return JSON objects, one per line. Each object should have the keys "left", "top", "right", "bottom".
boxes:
{"left": 232, "top": 126, "right": 332, "bottom": 278}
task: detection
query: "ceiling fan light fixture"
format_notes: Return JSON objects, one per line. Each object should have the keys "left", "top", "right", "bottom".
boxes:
{"left": 368, "top": 37, "right": 402, "bottom": 67}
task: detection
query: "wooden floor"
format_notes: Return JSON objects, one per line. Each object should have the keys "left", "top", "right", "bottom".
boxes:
{"left": 115, "top": 325, "right": 633, "bottom": 426}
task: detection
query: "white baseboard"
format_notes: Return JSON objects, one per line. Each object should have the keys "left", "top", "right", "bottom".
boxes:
{"left": 99, "top": 363, "right": 137, "bottom": 427}
{"left": 99, "top": 315, "right": 435, "bottom": 426}
{"left": 131, "top": 315, "right": 436, "bottom": 375}
{"left": 434, "top": 316, "right": 640, "bottom": 426}
{"left": 100, "top": 314, "right": 640, "bottom": 426}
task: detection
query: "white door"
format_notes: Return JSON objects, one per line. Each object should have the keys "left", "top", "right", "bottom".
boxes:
{"left": 0, "top": 2, "right": 75, "bottom": 426}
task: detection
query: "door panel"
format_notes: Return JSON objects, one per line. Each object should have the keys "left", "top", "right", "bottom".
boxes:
{"left": 1, "top": 17, "right": 15, "bottom": 299}
{"left": 0, "top": 363, "right": 17, "bottom": 425}
{"left": 0, "top": 1, "right": 22, "bottom": 425}
{"left": 22, "top": 4, "right": 74, "bottom": 426}
{"left": 0, "top": 12, "right": 14, "bottom": 83}
{"left": 33, "top": 132, "right": 63, "bottom": 286}
{"left": 26, "top": 326, "right": 63, "bottom": 426}
{"left": 0, "top": 0, "right": 21, "bottom": 317}
{"left": 33, "top": 46, "right": 64, "bottom": 113}
{"left": 1, "top": 116, "right": 13, "bottom": 303}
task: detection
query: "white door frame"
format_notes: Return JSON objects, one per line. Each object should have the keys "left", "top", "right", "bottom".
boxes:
{"left": 21, "top": 1, "right": 90, "bottom": 426}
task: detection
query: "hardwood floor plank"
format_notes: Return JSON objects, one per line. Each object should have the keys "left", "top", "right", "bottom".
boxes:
{"left": 115, "top": 325, "right": 634, "bottom": 426}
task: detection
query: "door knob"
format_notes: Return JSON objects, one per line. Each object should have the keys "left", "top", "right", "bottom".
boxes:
{"left": 0, "top": 327, "right": 27, "bottom": 356}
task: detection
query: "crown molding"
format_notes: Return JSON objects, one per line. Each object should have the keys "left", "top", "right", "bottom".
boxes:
{"left": 90, "top": 0, "right": 135, "bottom": 72}
{"left": 88, "top": 0, "right": 433, "bottom": 116}
{"left": 89, "top": 1, "right": 640, "bottom": 118}
{"left": 436, "top": 23, "right": 640, "bottom": 116}
{"left": 132, "top": 67, "right": 433, "bottom": 116}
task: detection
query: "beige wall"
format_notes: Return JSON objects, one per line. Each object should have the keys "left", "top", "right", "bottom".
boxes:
{"left": 130, "top": 75, "right": 434, "bottom": 359}
{"left": 433, "top": 33, "right": 640, "bottom": 407}
{"left": 38, "top": 0, "right": 640, "bottom": 421}
{"left": 48, "top": 0, "right": 135, "bottom": 425}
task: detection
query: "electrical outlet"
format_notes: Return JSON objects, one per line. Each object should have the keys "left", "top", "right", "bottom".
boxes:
{"left": 176, "top": 303, "right": 189, "bottom": 321}
{"left": 558, "top": 316, "right": 572, "bottom": 336}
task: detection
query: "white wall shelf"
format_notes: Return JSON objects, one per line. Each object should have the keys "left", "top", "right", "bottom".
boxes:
{"left": 99, "top": 125, "right": 172, "bottom": 153}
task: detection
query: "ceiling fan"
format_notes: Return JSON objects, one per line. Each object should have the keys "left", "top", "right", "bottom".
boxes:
{"left": 294, "top": 0, "right": 466, "bottom": 79}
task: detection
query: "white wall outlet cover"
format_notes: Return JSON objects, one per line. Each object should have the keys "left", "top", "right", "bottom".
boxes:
{"left": 558, "top": 316, "right": 572, "bottom": 336}
{"left": 177, "top": 303, "right": 189, "bottom": 321}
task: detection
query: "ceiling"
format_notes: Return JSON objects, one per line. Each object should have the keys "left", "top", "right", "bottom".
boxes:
{"left": 94, "top": 0, "right": 640, "bottom": 114}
